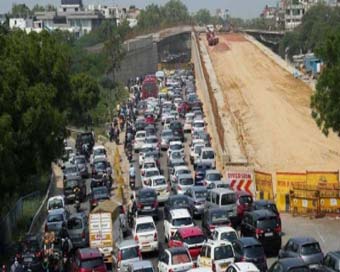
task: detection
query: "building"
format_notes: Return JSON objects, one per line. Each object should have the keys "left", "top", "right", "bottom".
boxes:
{"left": 261, "top": 5, "right": 278, "bottom": 19}
{"left": 0, "top": 14, "right": 6, "bottom": 25}
{"left": 282, "top": 0, "right": 322, "bottom": 30}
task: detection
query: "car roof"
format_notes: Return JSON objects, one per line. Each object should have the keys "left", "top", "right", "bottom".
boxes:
{"left": 136, "top": 130, "right": 146, "bottom": 134}
{"left": 254, "top": 200, "right": 275, "bottom": 206}
{"left": 78, "top": 248, "right": 102, "bottom": 260}
{"left": 215, "top": 226, "right": 237, "bottom": 233}
{"left": 178, "top": 174, "right": 193, "bottom": 179}
{"left": 93, "top": 145, "right": 105, "bottom": 150}
{"left": 178, "top": 226, "right": 203, "bottom": 238}
{"left": 136, "top": 216, "right": 154, "bottom": 224}
{"left": 246, "top": 209, "right": 276, "bottom": 219}
{"left": 205, "top": 239, "right": 232, "bottom": 247}
{"left": 48, "top": 195, "right": 64, "bottom": 202}
{"left": 144, "top": 167, "right": 159, "bottom": 172}
{"left": 138, "top": 188, "right": 156, "bottom": 193}
{"left": 166, "top": 247, "right": 189, "bottom": 255}
{"left": 129, "top": 260, "right": 154, "bottom": 270}
{"left": 48, "top": 208, "right": 65, "bottom": 215}
{"left": 289, "top": 236, "right": 319, "bottom": 245}
{"left": 327, "top": 251, "right": 340, "bottom": 259}
{"left": 205, "top": 170, "right": 220, "bottom": 175}
{"left": 238, "top": 237, "right": 262, "bottom": 247}
{"left": 144, "top": 158, "right": 156, "bottom": 163}
{"left": 210, "top": 188, "right": 235, "bottom": 194}
{"left": 117, "top": 239, "right": 138, "bottom": 248}
{"left": 201, "top": 147, "right": 214, "bottom": 152}
{"left": 170, "top": 208, "right": 191, "bottom": 218}
{"left": 146, "top": 135, "right": 158, "bottom": 139}
{"left": 233, "top": 262, "right": 259, "bottom": 272}
{"left": 169, "top": 141, "right": 183, "bottom": 145}
{"left": 150, "top": 175, "right": 165, "bottom": 180}
{"left": 174, "top": 166, "right": 189, "bottom": 171}
{"left": 236, "top": 190, "right": 252, "bottom": 197}
{"left": 207, "top": 207, "right": 231, "bottom": 214}
{"left": 191, "top": 186, "right": 207, "bottom": 193}
{"left": 277, "top": 257, "right": 307, "bottom": 269}
{"left": 141, "top": 143, "right": 154, "bottom": 148}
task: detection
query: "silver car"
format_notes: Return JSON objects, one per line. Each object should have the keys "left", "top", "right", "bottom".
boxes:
{"left": 160, "top": 129, "right": 174, "bottom": 150}
{"left": 66, "top": 213, "right": 89, "bottom": 248}
{"left": 126, "top": 260, "right": 154, "bottom": 272}
{"left": 113, "top": 240, "right": 141, "bottom": 272}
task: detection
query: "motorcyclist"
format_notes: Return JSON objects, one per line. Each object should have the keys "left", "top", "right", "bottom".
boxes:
{"left": 10, "top": 258, "right": 22, "bottom": 272}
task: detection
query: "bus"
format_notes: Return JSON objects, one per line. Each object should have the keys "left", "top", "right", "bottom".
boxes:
{"left": 141, "top": 76, "right": 159, "bottom": 99}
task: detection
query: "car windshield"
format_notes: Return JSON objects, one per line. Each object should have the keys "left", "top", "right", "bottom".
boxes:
{"left": 64, "top": 167, "right": 77, "bottom": 174}
{"left": 80, "top": 258, "right": 104, "bottom": 269}
{"left": 142, "top": 147, "right": 154, "bottom": 153}
{"left": 48, "top": 214, "right": 63, "bottom": 222}
{"left": 211, "top": 210, "right": 229, "bottom": 224}
{"left": 217, "top": 184, "right": 230, "bottom": 189}
{"left": 244, "top": 245, "right": 265, "bottom": 258}
{"left": 171, "top": 122, "right": 182, "bottom": 129}
{"left": 240, "top": 195, "right": 253, "bottom": 204}
{"left": 194, "top": 191, "right": 207, "bottom": 198}
{"left": 121, "top": 246, "right": 139, "bottom": 259}
{"left": 172, "top": 152, "right": 182, "bottom": 159}
{"left": 94, "top": 149, "right": 105, "bottom": 156}
{"left": 178, "top": 169, "right": 190, "bottom": 175}
{"left": 75, "top": 158, "right": 86, "bottom": 164}
{"left": 194, "top": 122, "right": 204, "bottom": 128}
{"left": 65, "top": 180, "right": 78, "bottom": 189}
{"left": 171, "top": 197, "right": 189, "bottom": 207}
{"left": 214, "top": 245, "right": 234, "bottom": 260}
{"left": 136, "top": 133, "right": 146, "bottom": 139}
{"left": 94, "top": 161, "right": 107, "bottom": 170}
{"left": 207, "top": 173, "right": 221, "bottom": 181}
{"left": 162, "top": 131, "right": 173, "bottom": 138}
{"left": 140, "top": 190, "right": 156, "bottom": 200}
{"left": 153, "top": 178, "right": 166, "bottom": 186}
{"left": 301, "top": 243, "right": 321, "bottom": 255}
{"left": 171, "top": 144, "right": 182, "bottom": 150}
{"left": 179, "top": 178, "right": 193, "bottom": 186}
{"left": 220, "top": 232, "right": 238, "bottom": 242}
{"left": 67, "top": 218, "right": 82, "bottom": 230}
{"left": 146, "top": 138, "right": 158, "bottom": 144}
{"left": 136, "top": 222, "right": 155, "bottom": 232}
{"left": 194, "top": 146, "right": 203, "bottom": 153}
{"left": 202, "top": 151, "right": 214, "bottom": 159}
{"left": 183, "top": 235, "right": 205, "bottom": 245}
{"left": 48, "top": 199, "right": 63, "bottom": 210}
{"left": 172, "top": 253, "right": 190, "bottom": 265}
{"left": 146, "top": 170, "right": 159, "bottom": 177}
{"left": 256, "top": 217, "right": 278, "bottom": 229}
{"left": 144, "top": 162, "right": 156, "bottom": 168}
{"left": 93, "top": 187, "right": 108, "bottom": 196}
{"left": 133, "top": 268, "right": 153, "bottom": 272}
{"left": 172, "top": 217, "right": 192, "bottom": 227}
{"left": 221, "top": 193, "right": 236, "bottom": 205}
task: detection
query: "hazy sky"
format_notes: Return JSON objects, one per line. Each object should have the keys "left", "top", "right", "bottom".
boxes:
{"left": 0, "top": 0, "right": 279, "bottom": 18}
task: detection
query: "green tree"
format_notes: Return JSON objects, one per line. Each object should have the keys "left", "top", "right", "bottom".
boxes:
{"left": 11, "top": 4, "right": 31, "bottom": 17}
{"left": 161, "top": 0, "right": 190, "bottom": 25}
{"left": 311, "top": 33, "right": 340, "bottom": 136}
{"left": 70, "top": 73, "right": 100, "bottom": 126}
{"left": 32, "top": 4, "right": 45, "bottom": 12}
{"left": 137, "top": 4, "right": 162, "bottom": 31}
{"left": 194, "top": 9, "right": 212, "bottom": 25}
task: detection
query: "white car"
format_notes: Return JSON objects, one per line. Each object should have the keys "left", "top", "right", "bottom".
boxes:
{"left": 142, "top": 167, "right": 160, "bottom": 187}
{"left": 164, "top": 116, "right": 175, "bottom": 129}
{"left": 203, "top": 170, "right": 222, "bottom": 187}
{"left": 141, "top": 158, "right": 158, "bottom": 177}
{"left": 190, "top": 143, "right": 205, "bottom": 164}
{"left": 150, "top": 175, "right": 170, "bottom": 202}
{"left": 90, "top": 145, "right": 107, "bottom": 165}
{"left": 158, "top": 248, "right": 194, "bottom": 272}
{"left": 197, "top": 240, "right": 235, "bottom": 272}
{"left": 191, "top": 119, "right": 205, "bottom": 134}
{"left": 167, "top": 141, "right": 184, "bottom": 158}
{"left": 145, "top": 135, "right": 160, "bottom": 153}
{"left": 170, "top": 165, "right": 191, "bottom": 185}
{"left": 184, "top": 113, "right": 195, "bottom": 133}
{"left": 226, "top": 263, "right": 260, "bottom": 272}
{"left": 133, "top": 130, "right": 146, "bottom": 152}
{"left": 187, "top": 269, "right": 212, "bottom": 272}
{"left": 133, "top": 216, "right": 158, "bottom": 253}
{"left": 196, "top": 147, "right": 216, "bottom": 169}
{"left": 47, "top": 195, "right": 65, "bottom": 212}
{"left": 139, "top": 143, "right": 156, "bottom": 167}
{"left": 212, "top": 226, "right": 239, "bottom": 243}
{"left": 175, "top": 174, "right": 194, "bottom": 195}
{"left": 164, "top": 208, "right": 194, "bottom": 242}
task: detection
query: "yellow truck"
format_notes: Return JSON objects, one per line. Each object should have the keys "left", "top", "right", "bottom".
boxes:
{"left": 89, "top": 200, "right": 123, "bottom": 264}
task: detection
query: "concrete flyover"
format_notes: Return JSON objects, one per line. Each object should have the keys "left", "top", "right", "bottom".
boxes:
{"left": 242, "top": 29, "right": 285, "bottom": 52}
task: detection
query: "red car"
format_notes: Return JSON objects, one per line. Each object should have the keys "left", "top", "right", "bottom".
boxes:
{"left": 144, "top": 113, "right": 155, "bottom": 125}
{"left": 178, "top": 102, "right": 190, "bottom": 116}
{"left": 71, "top": 248, "right": 107, "bottom": 272}
{"left": 168, "top": 226, "right": 206, "bottom": 261}
{"left": 236, "top": 190, "right": 253, "bottom": 222}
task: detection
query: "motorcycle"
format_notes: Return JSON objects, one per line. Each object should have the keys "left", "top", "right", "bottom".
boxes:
{"left": 129, "top": 175, "right": 135, "bottom": 190}
{"left": 73, "top": 187, "right": 81, "bottom": 212}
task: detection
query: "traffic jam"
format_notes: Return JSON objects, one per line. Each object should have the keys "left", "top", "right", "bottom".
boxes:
{"left": 12, "top": 69, "right": 333, "bottom": 272}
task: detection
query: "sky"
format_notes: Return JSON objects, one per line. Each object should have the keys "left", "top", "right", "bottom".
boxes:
{"left": 0, "top": 0, "right": 279, "bottom": 19}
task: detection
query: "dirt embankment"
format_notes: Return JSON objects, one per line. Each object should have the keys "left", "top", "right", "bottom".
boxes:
{"left": 204, "top": 33, "right": 340, "bottom": 172}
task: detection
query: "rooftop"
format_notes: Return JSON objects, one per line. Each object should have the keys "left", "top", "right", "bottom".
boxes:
{"left": 61, "top": 0, "right": 83, "bottom": 5}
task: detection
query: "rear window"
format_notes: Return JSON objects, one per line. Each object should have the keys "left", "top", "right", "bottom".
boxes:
{"left": 67, "top": 218, "right": 82, "bottom": 230}
{"left": 183, "top": 235, "right": 205, "bottom": 245}
{"left": 133, "top": 268, "right": 153, "bottom": 272}
{"left": 136, "top": 222, "right": 155, "bottom": 233}
{"left": 171, "top": 144, "right": 182, "bottom": 150}
{"left": 211, "top": 210, "right": 229, "bottom": 224}
{"left": 256, "top": 217, "right": 278, "bottom": 229}
{"left": 194, "top": 191, "right": 207, "bottom": 199}
{"left": 172, "top": 253, "right": 191, "bottom": 265}
{"left": 121, "top": 246, "right": 139, "bottom": 260}
{"left": 172, "top": 217, "right": 192, "bottom": 227}
{"left": 220, "top": 232, "right": 238, "bottom": 242}
{"left": 221, "top": 193, "right": 236, "bottom": 205}
{"left": 214, "top": 245, "right": 234, "bottom": 260}
{"left": 146, "top": 138, "right": 158, "bottom": 144}
{"left": 80, "top": 257, "right": 104, "bottom": 269}
{"left": 153, "top": 178, "right": 166, "bottom": 186}
{"left": 48, "top": 214, "right": 63, "bottom": 222}
{"left": 289, "top": 268, "right": 310, "bottom": 272}
{"left": 145, "top": 170, "right": 159, "bottom": 177}
{"left": 239, "top": 195, "right": 253, "bottom": 205}
{"left": 171, "top": 197, "right": 189, "bottom": 206}
{"left": 179, "top": 178, "right": 193, "bottom": 186}
{"left": 244, "top": 245, "right": 265, "bottom": 258}
{"left": 207, "top": 173, "right": 221, "bottom": 181}
{"left": 139, "top": 190, "right": 156, "bottom": 199}
{"left": 202, "top": 151, "right": 214, "bottom": 159}
{"left": 301, "top": 243, "right": 321, "bottom": 255}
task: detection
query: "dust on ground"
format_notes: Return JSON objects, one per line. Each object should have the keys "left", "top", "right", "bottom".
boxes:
{"left": 203, "top": 33, "right": 340, "bottom": 172}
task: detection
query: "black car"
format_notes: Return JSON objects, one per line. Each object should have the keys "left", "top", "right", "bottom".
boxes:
{"left": 63, "top": 177, "right": 87, "bottom": 204}
{"left": 134, "top": 188, "right": 159, "bottom": 219}
{"left": 194, "top": 163, "right": 212, "bottom": 185}
{"left": 169, "top": 121, "right": 184, "bottom": 142}
{"left": 136, "top": 119, "right": 147, "bottom": 131}
{"left": 321, "top": 251, "right": 340, "bottom": 272}
{"left": 240, "top": 210, "right": 282, "bottom": 255}
{"left": 232, "top": 237, "right": 268, "bottom": 272}
{"left": 90, "top": 186, "right": 110, "bottom": 209}
{"left": 251, "top": 200, "right": 281, "bottom": 225}
{"left": 75, "top": 132, "right": 95, "bottom": 153}
{"left": 92, "top": 158, "right": 112, "bottom": 178}
{"left": 17, "top": 235, "right": 43, "bottom": 272}
{"left": 201, "top": 207, "right": 232, "bottom": 238}
{"left": 145, "top": 125, "right": 157, "bottom": 137}
{"left": 269, "top": 258, "right": 310, "bottom": 272}
{"left": 164, "top": 195, "right": 194, "bottom": 217}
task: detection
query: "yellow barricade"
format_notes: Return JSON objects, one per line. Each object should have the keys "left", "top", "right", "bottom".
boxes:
{"left": 276, "top": 172, "right": 306, "bottom": 212}
{"left": 254, "top": 170, "right": 274, "bottom": 201}
{"left": 306, "top": 171, "right": 339, "bottom": 187}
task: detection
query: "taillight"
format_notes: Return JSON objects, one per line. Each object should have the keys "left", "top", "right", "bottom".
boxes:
{"left": 212, "top": 261, "right": 216, "bottom": 272}
{"left": 177, "top": 185, "right": 182, "bottom": 190}
{"left": 169, "top": 269, "right": 174, "bottom": 272}
{"left": 153, "top": 200, "right": 158, "bottom": 208}
{"left": 138, "top": 249, "right": 142, "bottom": 258}
{"left": 82, "top": 230, "right": 85, "bottom": 239}
{"left": 209, "top": 224, "right": 215, "bottom": 230}
{"left": 240, "top": 256, "right": 246, "bottom": 262}
{"left": 117, "top": 251, "right": 122, "bottom": 262}
{"left": 154, "top": 232, "right": 158, "bottom": 241}
{"left": 134, "top": 235, "right": 139, "bottom": 241}
{"left": 45, "top": 224, "right": 47, "bottom": 232}
{"left": 35, "top": 251, "right": 41, "bottom": 258}
{"left": 121, "top": 206, "right": 125, "bottom": 214}
{"left": 167, "top": 184, "right": 171, "bottom": 192}
{"left": 274, "top": 226, "right": 281, "bottom": 233}
{"left": 203, "top": 181, "right": 207, "bottom": 186}
{"left": 137, "top": 202, "right": 143, "bottom": 209}
{"left": 256, "top": 228, "right": 264, "bottom": 235}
